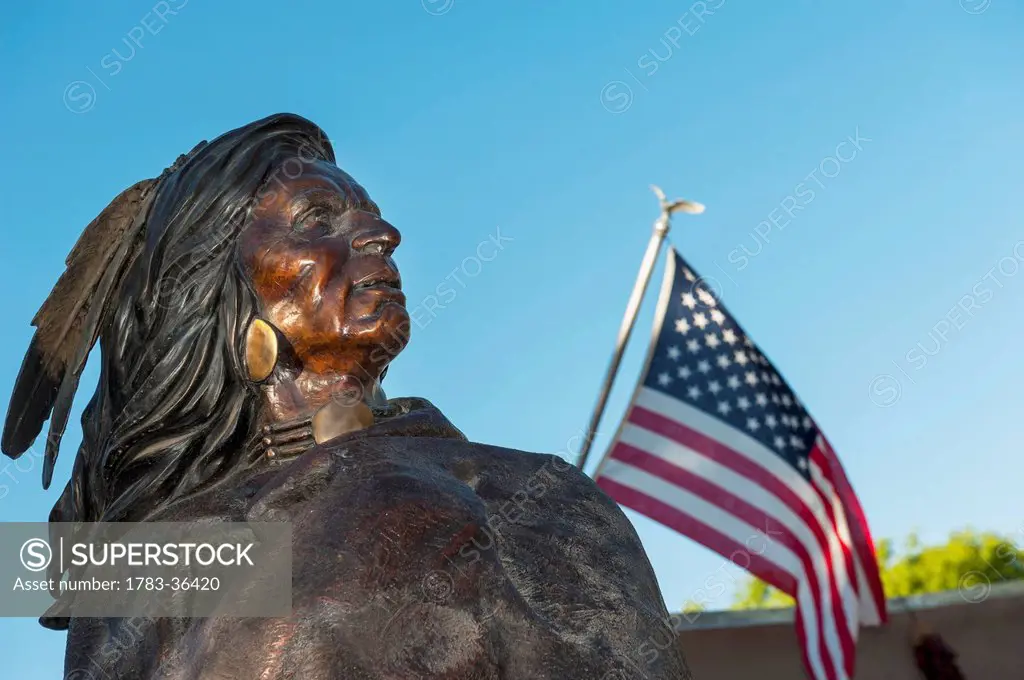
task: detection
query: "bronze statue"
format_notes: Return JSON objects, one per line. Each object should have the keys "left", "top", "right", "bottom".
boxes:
{"left": 3, "top": 114, "right": 691, "bottom": 679}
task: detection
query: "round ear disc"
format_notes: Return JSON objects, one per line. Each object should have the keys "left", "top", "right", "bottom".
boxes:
{"left": 245, "top": 319, "right": 278, "bottom": 382}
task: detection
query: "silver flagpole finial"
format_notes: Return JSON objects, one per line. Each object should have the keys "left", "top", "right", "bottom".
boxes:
{"left": 650, "top": 184, "right": 705, "bottom": 217}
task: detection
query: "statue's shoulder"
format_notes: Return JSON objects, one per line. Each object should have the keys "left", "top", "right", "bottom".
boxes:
{"left": 451, "top": 441, "right": 649, "bottom": 556}
{"left": 437, "top": 441, "right": 690, "bottom": 677}
{"left": 464, "top": 443, "right": 630, "bottom": 528}
{"left": 398, "top": 429, "right": 649, "bottom": 566}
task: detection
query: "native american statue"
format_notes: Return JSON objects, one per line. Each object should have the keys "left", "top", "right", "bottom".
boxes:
{"left": 2, "top": 114, "right": 691, "bottom": 679}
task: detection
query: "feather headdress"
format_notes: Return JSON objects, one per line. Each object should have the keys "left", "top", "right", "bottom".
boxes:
{"left": 1, "top": 145, "right": 205, "bottom": 488}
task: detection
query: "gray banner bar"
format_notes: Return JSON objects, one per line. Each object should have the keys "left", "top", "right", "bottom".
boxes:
{"left": 0, "top": 522, "right": 292, "bottom": 618}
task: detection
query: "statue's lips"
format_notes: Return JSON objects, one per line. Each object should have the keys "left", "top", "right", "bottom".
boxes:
{"left": 352, "top": 275, "right": 402, "bottom": 294}
{"left": 351, "top": 277, "right": 406, "bottom": 306}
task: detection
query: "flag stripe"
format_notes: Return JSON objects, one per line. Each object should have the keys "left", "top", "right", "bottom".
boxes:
{"left": 806, "top": 456, "right": 860, "bottom": 677}
{"left": 807, "top": 457, "right": 861, "bottom": 639}
{"left": 597, "top": 476, "right": 798, "bottom": 594}
{"left": 809, "top": 449, "right": 883, "bottom": 626}
{"left": 808, "top": 452, "right": 860, "bottom": 605}
{"left": 816, "top": 437, "right": 887, "bottom": 622}
{"left": 634, "top": 389, "right": 830, "bottom": 509}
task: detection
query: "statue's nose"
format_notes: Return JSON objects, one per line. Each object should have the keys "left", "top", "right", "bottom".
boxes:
{"left": 350, "top": 213, "right": 401, "bottom": 256}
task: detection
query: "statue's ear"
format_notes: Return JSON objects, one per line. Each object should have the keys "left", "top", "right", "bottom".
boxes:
{"left": 1, "top": 178, "right": 157, "bottom": 488}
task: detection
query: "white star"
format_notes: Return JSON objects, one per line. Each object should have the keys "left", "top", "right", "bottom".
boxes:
{"left": 744, "top": 371, "right": 759, "bottom": 386}
{"left": 697, "top": 288, "right": 717, "bottom": 307}
{"left": 683, "top": 268, "right": 696, "bottom": 282}
{"left": 675, "top": 318, "right": 691, "bottom": 335}
{"left": 765, "top": 415, "right": 778, "bottom": 429}
{"left": 771, "top": 393, "right": 780, "bottom": 404}
{"left": 781, "top": 394, "right": 792, "bottom": 407}
{"left": 796, "top": 457, "right": 808, "bottom": 471}
{"left": 773, "top": 435, "right": 787, "bottom": 450}
{"left": 697, "top": 359, "right": 711, "bottom": 374}
{"left": 761, "top": 370, "right": 771, "bottom": 382}
{"left": 722, "top": 328, "right": 738, "bottom": 344}
{"left": 717, "top": 401, "right": 732, "bottom": 415}
{"left": 711, "top": 309, "right": 726, "bottom": 325}
{"left": 677, "top": 365, "right": 692, "bottom": 379}
{"left": 708, "top": 380, "right": 722, "bottom": 395}
{"left": 717, "top": 354, "right": 731, "bottom": 369}
{"left": 746, "top": 417, "right": 760, "bottom": 432}
{"left": 734, "top": 351, "right": 749, "bottom": 366}
{"left": 681, "top": 293, "right": 697, "bottom": 309}
{"left": 737, "top": 396, "right": 751, "bottom": 410}
{"left": 744, "top": 336, "right": 754, "bottom": 347}
{"left": 755, "top": 393, "right": 768, "bottom": 407}
{"left": 693, "top": 312, "right": 709, "bottom": 329}
{"left": 727, "top": 375, "right": 741, "bottom": 390}
{"left": 705, "top": 333, "right": 720, "bottom": 349}
{"left": 657, "top": 372, "right": 672, "bottom": 386}
{"left": 687, "top": 385, "right": 702, "bottom": 400}
{"left": 687, "top": 339, "right": 701, "bottom": 354}
{"left": 802, "top": 416, "right": 813, "bottom": 430}
{"left": 789, "top": 434, "right": 803, "bottom": 448}
{"left": 667, "top": 345, "right": 682, "bottom": 361}
{"left": 771, "top": 374, "right": 782, "bottom": 386}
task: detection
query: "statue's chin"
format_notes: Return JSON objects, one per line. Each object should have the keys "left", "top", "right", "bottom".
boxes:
{"left": 370, "top": 302, "right": 411, "bottom": 338}
{"left": 332, "top": 307, "right": 410, "bottom": 371}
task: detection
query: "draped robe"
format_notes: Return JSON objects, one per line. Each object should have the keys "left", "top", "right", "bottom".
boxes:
{"left": 61, "top": 398, "right": 692, "bottom": 679}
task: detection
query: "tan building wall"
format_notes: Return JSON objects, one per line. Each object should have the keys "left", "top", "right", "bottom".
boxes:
{"left": 675, "top": 581, "right": 1024, "bottom": 678}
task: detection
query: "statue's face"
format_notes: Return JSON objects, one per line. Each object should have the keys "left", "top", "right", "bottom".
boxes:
{"left": 238, "top": 158, "right": 409, "bottom": 379}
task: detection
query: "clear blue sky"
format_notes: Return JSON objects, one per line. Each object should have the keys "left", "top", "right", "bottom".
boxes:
{"left": 2, "top": 1, "right": 1022, "bottom": 676}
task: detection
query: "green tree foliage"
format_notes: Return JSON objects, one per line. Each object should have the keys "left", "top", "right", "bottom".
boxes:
{"left": 727, "top": 529, "right": 1024, "bottom": 610}
{"left": 731, "top": 572, "right": 796, "bottom": 609}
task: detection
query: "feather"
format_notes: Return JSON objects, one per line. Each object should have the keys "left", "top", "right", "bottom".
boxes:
{"left": 2, "top": 179, "right": 156, "bottom": 466}
{"left": 42, "top": 371, "right": 82, "bottom": 490}
{"left": 42, "top": 198, "right": 152, "bottom": 489}
{"left": 33, "top": 179, "right": 155, "bottom": 371}
{"left": 1, "top": 340, "right": 60, "bottom": 455}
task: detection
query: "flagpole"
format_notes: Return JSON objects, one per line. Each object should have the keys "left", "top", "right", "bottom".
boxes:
{"left": 575, "top": 186, "right": 705, "bottom": 472}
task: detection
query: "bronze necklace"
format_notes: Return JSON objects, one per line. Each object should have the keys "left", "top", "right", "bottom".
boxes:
{"left": 249, "top": 399, "right": 376, "bottom": 460}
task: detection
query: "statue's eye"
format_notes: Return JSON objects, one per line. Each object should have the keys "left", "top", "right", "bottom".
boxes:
{"left": 295, "top": 206, "right": 332, "bottom": 231}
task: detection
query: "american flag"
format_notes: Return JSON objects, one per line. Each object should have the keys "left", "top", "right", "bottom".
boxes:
{"left": 594, "top": 248, "right": 887, "bottom": 680}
